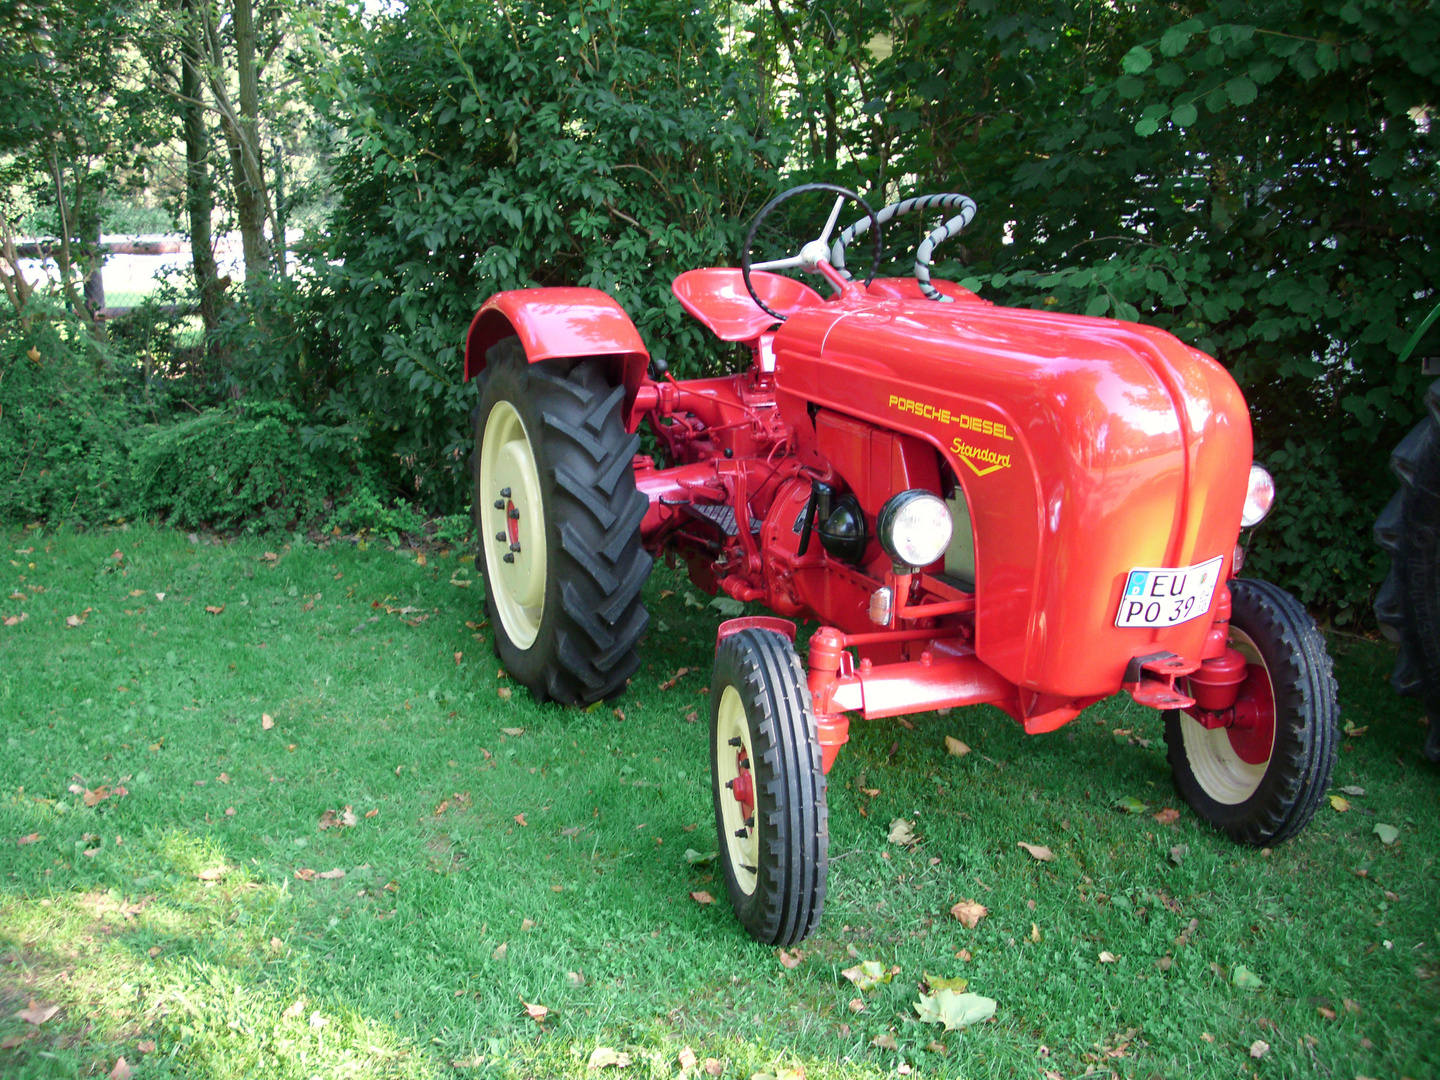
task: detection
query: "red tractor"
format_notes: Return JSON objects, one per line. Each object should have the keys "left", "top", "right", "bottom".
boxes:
{"left": 463, "top": 184, "right": 1339, "bottom": 946}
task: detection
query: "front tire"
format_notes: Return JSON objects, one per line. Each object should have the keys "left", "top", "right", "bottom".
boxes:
{"left": 1164, "top": 578, "right": 1338, "bottom": 845}
{"left": 710, "top": 629, "right": 828, "bottom": 946}
{"left": 472, "top": 338, "right": 652, "bottom": 705}
{"left": 1374, "top": 378, "right": 1440, "bottom": 761}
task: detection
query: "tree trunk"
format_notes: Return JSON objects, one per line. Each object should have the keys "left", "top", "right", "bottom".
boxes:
{"left": 210, "top": 0, "right": 274, "bottom": 286}
{"left": 181, "top": 0, "right": 224, "bottom": 349}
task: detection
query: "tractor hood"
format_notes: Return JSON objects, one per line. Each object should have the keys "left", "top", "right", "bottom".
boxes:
{"left": 771, "top": 297, "right": 1252, "bottom": 698}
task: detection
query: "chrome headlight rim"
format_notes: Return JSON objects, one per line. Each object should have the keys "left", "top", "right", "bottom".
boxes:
{"left": 1241, "top": 463, "right": 1276, "bottom": 529}
{"left": 877, "top": 489, "right": 954, "bottom": 569}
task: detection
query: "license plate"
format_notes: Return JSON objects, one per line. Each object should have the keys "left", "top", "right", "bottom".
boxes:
{"left": 1115, "top": 556, "right": 1224, "bottom": 628}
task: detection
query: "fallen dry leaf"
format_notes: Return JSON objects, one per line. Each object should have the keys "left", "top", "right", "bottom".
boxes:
{"left": 944, "top": 736, "right": 970, "bottom": 757}
{"left": 777, "top": 948, "right": 802, "bottom": 969}
{"left": 523, "top": 999, "right": 549, "bottom": 1023}
{"left": 109, "top": 1057, "right": 132, "bottom": 1080}
{"left": 690, "top": 891, "right": 714, "bottom": 905}
{"left": 262, "top": 713, "right": 274, "bottom": 730}
{"left": 501, "top": 727, "right": 524, "bottom": 738}
{"left": 1317, "top": 1005, "right": 1337, "bottom": 1020}
{"left": 659, "top": 667, "right": 691, "bottom": 691}
{"left": 1153, "top": 808, "right": 1180, "bottom": 825}
{"left": 888, "top": 818, "right": 917, "bottom": 845}
{"left": 65, "top": 611, "right": 89, "bottom": 627}
{"left": 309, "top": 1012, "right": 326, "bottom": 1029}
{"left": 17, "top": 832, "right": 39, "bottom": 846}
{"left": 148, "top": 946, "right": 162, "bottom": 958}
{"left": 951, "top": 900, "right": 987, "bottom": 928}
{"left": 205, "top": 605, "right": 225, "bottom": 615}
{"left": 294, "top": 868, "right": 316, "bottom": 881}
{"left": 704, "top": 1060, "right": 723, "bottom": 1076}
{"left": 1342, "top": 997, "right": 1361, "bottom": 1014}
{"left": 283, "top": 997, "right": 307, "bottom": 1020}
{"left": 492, "top": 943, "right": 509, "bottom": 961}
{"left": 1248, "top": 1039, "right": 1270, "bottom": 1059}
{"left": 514, "top": 813, "right": 528, "bottom": 827}
{"left": 871, "top": 1032, "right": 898, "bottom": 1050}
{"left": 317, "top": 868, "right": 345, "bottom": 880}
{"left": 497, "top": 686, "right": 513, "bottom": 701}
{"left": 196, "top": 866, "right": 226, "bottom": 881}
{"left": 317, "top": 807, "right": 356, "bottom": 830}
{"left": 15, "top": 1000, "right": 60, "bottom": 1025}
{"left": 1329, "top": 794, "right": 1350, "bottom": 812}
{"left": 1099, "top": 951, "right": 1118, "bottom": 963}
{"left": 678, "top": 1047, "right": 697, "bottom": 1070}
{"left": 588, "top": 1047, "right": 633, "bottom": 1069}
{"left": 3, "top": 613, "right": 27, "bottom": 626}
{"left": 848, "top": 997, "right": 865, "bottom": 1013}
{"left": 137, "top": 1040, "right": 156, "bottom": 1054}
{"left": 1017, "top": 842, "right": 1054, "bottom": 862}
{"left": 365, "top": 808, "right": 379, "bottom": 818}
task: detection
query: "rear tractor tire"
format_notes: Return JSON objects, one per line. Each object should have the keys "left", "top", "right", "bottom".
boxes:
{"left": 1164, "top": 578, "right": 1338, "bottom": 845}
{"left": 471, "top": 337, "right": 652, "bottom": 705}
{"left": 1374, "top": 378, "right": 1440, "bottom": 762}
{"left": 710, "top": 628, "right": 828, "bottom": 946}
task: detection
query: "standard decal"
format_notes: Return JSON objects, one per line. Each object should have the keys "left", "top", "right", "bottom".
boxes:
{"left": 949, "top": 437, "right": 1012, "bottom": 476}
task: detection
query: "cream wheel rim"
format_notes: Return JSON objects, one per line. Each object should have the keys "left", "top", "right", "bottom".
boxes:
{"left": 1179, "top": 626, "right": 1273, "bottom": 804}
{"left": 479, "top": 400, "right": 547, "bottom": 649}
{"left": 716, "top": 685, "right": 759, "bottom": 897}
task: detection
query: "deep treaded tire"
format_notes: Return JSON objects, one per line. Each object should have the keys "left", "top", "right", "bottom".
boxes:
{"left": 1374, "top": 378, "right": 1440, "bottom": 761}
{"left": 710, "top": 628, "right": 828, "bottom": 946}
{"left": 1164, "top": 578, "right": 1338, "bottom": 845}
{"left": 471, "top": 337, "right": 651, "bottom": 705}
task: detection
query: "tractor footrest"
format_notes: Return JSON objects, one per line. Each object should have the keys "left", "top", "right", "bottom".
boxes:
{"left": 1122, "top": 652, "right": 1200, "bottom": 711}
{"left": 684, "top": 503, "right": 761, "bottom": 537}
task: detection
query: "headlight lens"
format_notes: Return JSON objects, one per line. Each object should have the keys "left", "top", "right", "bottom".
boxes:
{"left": 1241, "top": 463, "right": 1275, "bottom": 528}
{"left": 878, "top": 490, "right": 953, "bottom": 568}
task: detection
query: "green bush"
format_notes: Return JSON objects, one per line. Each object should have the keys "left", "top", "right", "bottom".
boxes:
{"left": 130, "top": 400, "right": 383, "bottom": 534}
{"left": 1243, "top": 438, "right": 1388, "bottom": 625}
{"left": 0, "top": 301, "right": 145, "bottom": 525}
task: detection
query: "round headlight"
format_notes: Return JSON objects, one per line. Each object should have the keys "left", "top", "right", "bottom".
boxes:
{"left": 878, "top": 490, "right": 953, "bottom": 568}
{"left": 1241, "top": 463, "right": 1276, "bottom": 528}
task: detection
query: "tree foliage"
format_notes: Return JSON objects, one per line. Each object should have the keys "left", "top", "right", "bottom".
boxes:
{"left": 240, "top": 0, "right": 784, "bottom": 509}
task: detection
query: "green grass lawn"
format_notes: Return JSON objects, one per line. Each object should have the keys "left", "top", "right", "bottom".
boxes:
{"left": 0, "top": 524, "right": 1435, "bottom": 1079}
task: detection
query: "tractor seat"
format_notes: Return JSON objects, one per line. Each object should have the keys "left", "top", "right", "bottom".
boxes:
{"left": 672, "top": 268, "right": 824, "bottom": 343}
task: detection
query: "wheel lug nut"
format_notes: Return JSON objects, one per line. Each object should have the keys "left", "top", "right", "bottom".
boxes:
{"left": 733, "top": 828, "right": 748, "bottom": 839}
{"left": 502, "top": 553, "right": 515, "bottom": 563}
{"left": 508, "top": 508, "right": 520, "bottom": 519}
{"left": 500, "top": 487, "right": 511, "bottom": 498}
{"left": 745, "top": 816, "right": 754, "bottom": 828}
{"left": 724, "top": 779, "right": 734, "bottom": 790}
{"left": 495, "top": 532, "right": 507, "bottom": 542}
{"left": 494, "top": 499, "right": 505, "bottom": 510}
{"left": 728, "top": 736, "right": 743, "bottom": 748}
{"left": 509, "top": 543, "right": 521, "bottom": 553}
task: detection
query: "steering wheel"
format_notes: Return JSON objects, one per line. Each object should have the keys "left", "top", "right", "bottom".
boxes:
{"left": 740, "top": 183, "right": 882, "bottom": 322}
{"left": 829, "top": 192, "right": 977, "bottom": 302}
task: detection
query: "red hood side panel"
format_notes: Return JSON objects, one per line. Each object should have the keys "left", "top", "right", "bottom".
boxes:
{"left": 773, "top": 301, "right": 1250, "bottom": 697}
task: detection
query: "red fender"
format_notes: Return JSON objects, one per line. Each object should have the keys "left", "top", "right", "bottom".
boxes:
{"left": 463, "top": 288, "right": 651, "bottom": 405}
